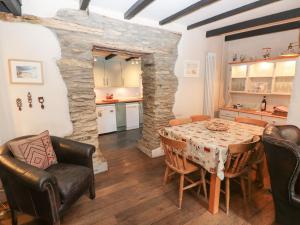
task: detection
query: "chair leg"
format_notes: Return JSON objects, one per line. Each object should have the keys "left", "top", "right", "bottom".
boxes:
{"left": 240, "top": 177, "right": 247, "bottom": 204}
{"left": 256, "top": 162, "right": 264, "bottom": 188}
{"left": 178, "top": 174, "right": 184, "bottom": 209}
{"left": 89, "top": 181, "right": 96, "bottom": 200}
{"left": 163, "top": 166, "right": 170, "bottom": 186}
{"left": 225, "top": 178, "right": 230, "bottom": 215}
{"left": 200, "top": 169, "right": 207, "bottom": 200}
{"left": 11, "top": 209, "right": 17, "bottom": 225}
{"left": 248, "top": 172, "right": 252, "bottom": 201}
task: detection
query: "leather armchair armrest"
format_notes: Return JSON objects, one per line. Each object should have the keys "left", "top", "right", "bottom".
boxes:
{"left": 0, "top": 155, "right": 57, "bottom": 192}
{"left": 51, "top": 136, "right": 95, "bottom": 168}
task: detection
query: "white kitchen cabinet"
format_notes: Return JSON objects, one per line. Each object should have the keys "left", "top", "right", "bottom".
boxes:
{"left": 106, "top": 61, "right": 123, "bottom": 87}
{"left": 239, "top": 112, "right": 262, "bottom": 120}
{"left": 219, "top": 109, "right": 238, "bottom": 120}
{"left": 261, "top": 116, "right": 286, "bottom": 125}
{"left": 126, "top": 103, "right": 140, "bottom": 130}
{"left": 93, "top": 61, "right": 106, "bottom": 88}
{"left": 96, "top": 105, "right": 117, "bottom": 134}
{"left": 219, "top": 109, "right": 287, "bottom": 125}
{"left": 122, "top": 62, "right": 141, "bottom": 88}
{"left": 248, "top": 62, "right": 274, "bottom": 78}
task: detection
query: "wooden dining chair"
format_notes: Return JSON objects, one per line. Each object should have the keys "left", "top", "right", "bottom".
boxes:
{"left": 223, "top": 135, "right": 261, "bottom": 214}
{"left": 169, "top": 118, "right": 192, "bottom": 126}
{"left": 190, "top": 114, "right": 211, "bottom": 122}
{"left": 235, "top": 117, "right": 268, "bottom": 128}
{"left": 159, "top": 133, "right": 207, "bottom": 209}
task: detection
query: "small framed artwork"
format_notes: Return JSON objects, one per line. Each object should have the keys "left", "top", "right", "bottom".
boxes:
{"left": 9, "top": 59, "right": 44, "bottom": 84}
{"left": 184, "top": 60, "right": 200, "bottom": 78}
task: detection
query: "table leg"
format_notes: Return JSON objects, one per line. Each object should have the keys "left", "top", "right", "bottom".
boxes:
{"left": 208, "top": 174, "right": 221, "bottom": 214}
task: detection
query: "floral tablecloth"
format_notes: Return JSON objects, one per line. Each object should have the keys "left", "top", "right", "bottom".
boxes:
{"left": 163, "top": 118, "right": 264, "bottom": 180}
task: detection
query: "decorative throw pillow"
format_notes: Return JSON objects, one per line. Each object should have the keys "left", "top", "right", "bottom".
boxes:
{"left": 8, "top": 130, "right": 57, "bottom": 169}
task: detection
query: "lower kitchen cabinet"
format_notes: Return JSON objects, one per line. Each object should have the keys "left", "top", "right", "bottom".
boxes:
{"left": 219, "top": 109, "right": 286, "bottom": 125}
{"left": 126, "top": 103, "right": 140, "bottom": 130}
{"left": 96, "top": 104, "right": 117, "bottom": 134}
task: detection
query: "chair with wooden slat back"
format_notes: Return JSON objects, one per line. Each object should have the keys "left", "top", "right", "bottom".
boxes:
{"left": 159, "top": 132, "right": 207, "bottom": 209}
{"left": 235, "top": 117, "right": 268, "bottom": 128}
{"left": 223, "top": 135, "right": 261, "bottom": 214}
{"left": 190, "top": 114, "right": 211, "bottom": 122}
{"left": 235, "top": 116, "right": 267, "bottom": 188}
{"left": 169, "top": 118, "right": 192, "bottom": 127}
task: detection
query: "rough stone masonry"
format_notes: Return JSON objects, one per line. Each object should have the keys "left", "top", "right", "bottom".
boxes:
{"left": 0, "top": 9, "right": 181, "bottom": 171}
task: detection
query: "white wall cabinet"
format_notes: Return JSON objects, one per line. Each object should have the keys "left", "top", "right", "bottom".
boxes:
{"left": 122, "top": 62, "right": 141, "bottom": 88}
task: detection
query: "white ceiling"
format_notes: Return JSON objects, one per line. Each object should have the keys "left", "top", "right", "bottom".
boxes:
{"left": 22, "top": 0, "right": 300, "bottom": 32}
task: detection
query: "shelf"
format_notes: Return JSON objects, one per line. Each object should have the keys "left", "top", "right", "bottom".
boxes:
{"left": 229, "top": 55, "right": 299, "bottom": 65}
{"left": 248, "top": 76, "right": 273, "bottom": 78}
{"left": 231, "top": 77, "right": 246, "bottom": 79}
{"left": 230, "top": 91, "right": 291, "bottom": 96}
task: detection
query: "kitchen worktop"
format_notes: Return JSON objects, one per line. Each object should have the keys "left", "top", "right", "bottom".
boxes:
{"left": 220, "top": 107, "right": 287, "bottom": 119}
{"left": 96, "top": 98, "right": 143, "bottom": 105}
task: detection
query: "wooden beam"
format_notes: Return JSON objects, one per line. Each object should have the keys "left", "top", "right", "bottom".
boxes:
{"left": 105, "top": 54, "right": 117, "bottom": 60}
{"left": 124, "top": 0, "right": 155, "bottom": 20}
{"left": 0, "top": 0, "right": 21, "bottom": 16}
{"left": 206, "top": 8, "right": 300, "bottom": 37}
{"left": 125, "top": 57, "right": 138, "bottom": 61}
{"left": 79, "top": 0, "right": 91, "bottom": 10}
{"left": 159, "top": 0, "right": 219, "bottom": 25}
{"left": 187, "top": 0, "right": 281, "bottom": 30}
{"left": 225, "top": 21, "right": 300, "bottom": 41}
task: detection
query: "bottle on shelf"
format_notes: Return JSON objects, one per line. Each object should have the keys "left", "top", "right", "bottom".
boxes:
{"left": 261, "top": 96, "right": 267, "bottom": 111}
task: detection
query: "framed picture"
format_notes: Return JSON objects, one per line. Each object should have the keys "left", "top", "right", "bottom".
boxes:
{"left": 184, "top": 60, "right": 200, "bottom": 78}
{"left": 9, "top": 59, "right": 44, "bottom": 84}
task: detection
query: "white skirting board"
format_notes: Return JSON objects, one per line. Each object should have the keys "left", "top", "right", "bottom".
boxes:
{"left": 151, "top": 147, "right": 165, "bottom": 158}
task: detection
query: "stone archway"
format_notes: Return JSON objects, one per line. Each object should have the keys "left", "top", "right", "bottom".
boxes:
{"left": 0, "top": 9, "right": 181, "bottom": 172}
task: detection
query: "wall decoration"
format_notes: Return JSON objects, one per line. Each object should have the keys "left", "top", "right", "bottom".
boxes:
{"left": 9, "top": 59, "right": 44, "bottom": 84}
{"left": 27, "top": 92, "right": 33, "bottom": 108}
{"left": 16, "top": 98, "right": 22, "bottom": 111}
{"left": 38, "top": 97, "right": 45, "bottom": 109}
{"left": 184, "top": 60, "right": 200, "bottom": 78}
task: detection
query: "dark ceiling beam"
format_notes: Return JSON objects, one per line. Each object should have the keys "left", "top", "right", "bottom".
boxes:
{"left": 79, "top": 0, "right": 91, "bottom": 10}
{"left": 125, "top": 57, "right": 138, "bottom": 61}
{"left": 187, "top": 0, "right": 281, "bottom": 30}
{"left": 159, "top": 0, "right": 219, "bottom": 25}
{"left": 0, "top": 0, "right": 21, "bottom": 16}
{"left": 225, "top": 21, "right": 300, "bottom": 41}
{"left": 206, "top": 8, "right": 300, "bottom": 37}
{"left": 124, "top": 0, "right": 155, "bottom": 20}
{"left": 105, "top": 54, "right": 117, "bottom": 60}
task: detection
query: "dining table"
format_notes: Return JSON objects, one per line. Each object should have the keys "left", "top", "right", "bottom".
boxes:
{"left": 163, "top": 118, "right": 264, "bottom": 214}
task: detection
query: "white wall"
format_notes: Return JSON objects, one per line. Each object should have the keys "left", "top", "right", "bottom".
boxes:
{"left": 0, "top": 21, "right": 73, "bottom": 144}
{"left": 173, "top": 29, "right": 224, "bottom": 117}
{"left": 287, "top": 57, "right": 300, "bottom": 128}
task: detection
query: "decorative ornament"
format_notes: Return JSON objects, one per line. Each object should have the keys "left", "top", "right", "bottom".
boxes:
{"left": 27, "top": 92, "right": 32, "bottom": 108}
{"left": 16, "top": 98, "right": 22, "bottom": 111}
{"left": 38, "top": 97, "right": 45, "bottom": 109}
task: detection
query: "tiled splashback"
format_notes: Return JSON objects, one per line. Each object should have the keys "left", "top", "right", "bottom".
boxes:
{"left": 94, "top": 87, "right": 142, "bottom": 100}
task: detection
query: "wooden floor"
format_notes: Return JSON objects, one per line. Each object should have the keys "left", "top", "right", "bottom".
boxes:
{"left": 1, "top": 129, "right": 276, "bottom": 225}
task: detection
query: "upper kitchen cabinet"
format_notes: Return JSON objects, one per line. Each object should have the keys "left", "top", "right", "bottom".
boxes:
{"left": 274, "top": 60, "right": 296, "bottom": 77}
{"left": 106, "top": 61, "right": 123, "bottom": 87}
{"left": 231, "top": 65, "right": 247, "bottom": 78}
{"left": 94, "top": 60, "right": 106, "bottom": 88}
{"left": 248, "top": 62, "right": 274, "bottom": 77}
{"left": 122, "top": 61, "right": 141, "bottom": 88}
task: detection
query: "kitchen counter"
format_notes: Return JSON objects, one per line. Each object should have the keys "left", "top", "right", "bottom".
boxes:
{"left": 220, "top": 107, "right": 287, "bottom": 119}
{"left": 96, "top": 98, "right": 143, "bottom": 105}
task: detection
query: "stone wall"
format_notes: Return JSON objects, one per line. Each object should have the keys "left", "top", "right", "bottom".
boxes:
{"left": 0, "top": 9, "right": 181, "bottom": 164}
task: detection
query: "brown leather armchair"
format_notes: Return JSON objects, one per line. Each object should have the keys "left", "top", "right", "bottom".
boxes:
{"left": 0, "top": 136, "right": 96, "bottom": 225}
{"left": 263, "top": 125, "right": 300, "bottom": 225}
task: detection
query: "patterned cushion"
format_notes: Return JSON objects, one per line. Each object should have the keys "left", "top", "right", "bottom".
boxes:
{"left": 8, "top": 131, "right": 57, "bottom": 169}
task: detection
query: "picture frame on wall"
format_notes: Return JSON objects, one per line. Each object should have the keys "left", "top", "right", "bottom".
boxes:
{"left": 184, "top": 60, "right": 200, "bottom": 78}
{"left": 9, "top": 59, "right": 44, "bottom": 84}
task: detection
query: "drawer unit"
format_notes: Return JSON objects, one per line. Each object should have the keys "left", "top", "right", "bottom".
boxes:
{"left": 219, "top": 109, "right": 239, "bottom": 120}
{"left": 261, "top": 116, "right": 286, "bottom": 125}
{"left": 239, "top": 112, "right": 262, "bottom": 120}
{"left": 96, "top": 104, "right": 117, "bottom": 134}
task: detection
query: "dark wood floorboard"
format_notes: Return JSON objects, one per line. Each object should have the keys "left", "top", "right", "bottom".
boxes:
{"left": 0, "top": 129, "right": 275, "bottom": 225}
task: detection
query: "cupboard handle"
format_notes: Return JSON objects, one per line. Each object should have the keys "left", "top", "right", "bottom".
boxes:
{"left": 110, "top": 110, "right": 114, "bottom": 113}
{"left": 98, "top": 112, "right": 102, "bottom": 117}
